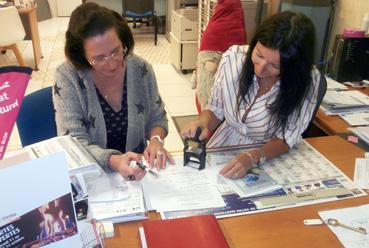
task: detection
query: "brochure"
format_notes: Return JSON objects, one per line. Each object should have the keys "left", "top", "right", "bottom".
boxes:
{"left": 0, "top": 152, "right": 82, "bottom": 247}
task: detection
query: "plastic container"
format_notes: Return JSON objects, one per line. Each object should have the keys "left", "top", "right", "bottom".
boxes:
{"left": 342, "top": 28, "right": 365, "bottom": 38}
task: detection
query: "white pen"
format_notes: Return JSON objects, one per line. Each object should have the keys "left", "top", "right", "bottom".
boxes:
{"left": 137, "top": 162, "right": 159, "bottom": 177}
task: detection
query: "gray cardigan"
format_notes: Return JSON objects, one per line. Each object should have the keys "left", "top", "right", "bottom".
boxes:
{"left": 53, "top": 54, "right": 168, "bottom": 170}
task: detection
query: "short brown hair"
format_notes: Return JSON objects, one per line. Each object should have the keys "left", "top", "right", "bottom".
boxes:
{"left": 65, "top": 2, "right": 134, "bottom": 70}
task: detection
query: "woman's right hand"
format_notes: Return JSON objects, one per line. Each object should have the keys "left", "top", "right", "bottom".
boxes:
{"left": 180, "top": 119, "right": 209, "bottom": 141}
{"left": 109, "top": 152, "right": 146, "bottom": 181}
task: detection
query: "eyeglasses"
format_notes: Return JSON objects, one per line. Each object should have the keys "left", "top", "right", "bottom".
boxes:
{"left": 88, "top": 46, "right": 127, "bottom": 66}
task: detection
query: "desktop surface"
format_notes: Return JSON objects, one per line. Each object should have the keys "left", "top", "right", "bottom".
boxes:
{"left": 104, "top": 136, "right": 368, "bottom": 248}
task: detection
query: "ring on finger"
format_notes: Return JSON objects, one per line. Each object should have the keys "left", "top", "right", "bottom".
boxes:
{"left": 156, "top": 150, "right": 163, "bottom": 156}
{"left": 234, "top": 172, "right": 239, "bottom": 177}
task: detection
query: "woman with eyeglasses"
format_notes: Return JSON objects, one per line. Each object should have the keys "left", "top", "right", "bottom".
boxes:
{"left": 181, "top": 11, "right": 321, "bottom": 179}
{"left": 53, "top": 3, "right": 173, "bottom": 181}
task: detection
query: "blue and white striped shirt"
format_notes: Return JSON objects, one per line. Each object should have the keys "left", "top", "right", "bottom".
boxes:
{"left": 206, "top": 45, "right": 320, "bottom": 148}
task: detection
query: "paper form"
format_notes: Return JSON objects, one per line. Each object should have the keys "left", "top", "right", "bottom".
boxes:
{"left": 89, "top": 181, "right": 145, "bottom": 221}
{"left": 141, "top": 159, "right": 225, "bottom": 212}
{"left": 319, "top": 204, "right": 369, "bottom": 248}
{"left": 86, "top": 173, "right": 130, "bottom": 203}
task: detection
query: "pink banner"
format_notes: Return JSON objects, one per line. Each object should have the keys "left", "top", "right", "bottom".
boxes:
{"left": 0, "top": 67, "right": 32, "bottom": 159}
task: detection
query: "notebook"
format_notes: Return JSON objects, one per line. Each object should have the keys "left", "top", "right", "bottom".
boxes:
{"left": 140, "top": 215, "right": 229, "bottom": 248}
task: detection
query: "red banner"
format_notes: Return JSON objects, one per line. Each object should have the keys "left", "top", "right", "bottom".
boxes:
{"left": 0, "top": 66, "right": 32, "bottom": 159}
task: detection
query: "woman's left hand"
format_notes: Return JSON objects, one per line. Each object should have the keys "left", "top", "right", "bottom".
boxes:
{"left": 219, "top": 153, "right": 253, "bottom": 179}
{"left": 144, "top": 139, "right": 174, "bottom": 170}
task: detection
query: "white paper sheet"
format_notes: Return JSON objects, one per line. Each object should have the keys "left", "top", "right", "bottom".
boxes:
{"left": 319, "top": 204, "right": 369, "bottom": 248}
{"left": 141, "top": 158, "right": 225, "bottom": 212}
{"left": 354, "top": 155, "right": 369, "bottom": 189}
{"left": 87, "top": 173, "right": 130, "bottom": 203}
{"left": 340, "top": 112, "right": 369, "bottom": 126}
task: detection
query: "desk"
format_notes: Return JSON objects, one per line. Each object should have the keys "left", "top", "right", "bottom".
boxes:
{"left": 314, "top": 110, "right": 350, "bottom": 135}
{"left": 104, "top": 136, "right": 369, "bottom": 248}
{"left": 18, "top": 5, "right": 42, "bottom": 71}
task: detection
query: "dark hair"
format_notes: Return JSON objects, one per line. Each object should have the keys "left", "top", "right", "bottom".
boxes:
{"left": 65, "top": 2, "right": 134, "bottom": 70}
{"left": 237, "top": 11, "right": 315, "bottom": 138}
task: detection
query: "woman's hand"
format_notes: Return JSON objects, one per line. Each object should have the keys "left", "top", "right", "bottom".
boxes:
{"left": 219, "top": 152, "right": 254, "bottom": 179}
{"left": 109, "top": 152, "right": 146, "bottom": 181}
{"left": 144, "top": 139, "right": 174, "bottom": 170}
{"left": 180, "top": 120, "right": 209, "bottom": 141}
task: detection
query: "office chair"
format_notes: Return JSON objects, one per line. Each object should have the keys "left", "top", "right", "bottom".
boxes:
{"left": 16, "top": 87, "right": 57, "bottom": 146}
{"left": 122, "top": 0, "right": 158, "bottom": 45}
{"left": 302, "top": 71, "right": 327, "bottom": 138}
{"left": 0, "top": 6, "right": 26, "bottom": 66}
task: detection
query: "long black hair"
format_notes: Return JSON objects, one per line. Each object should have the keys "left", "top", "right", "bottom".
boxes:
{"left": 237, "top": 11, "right": 315, "bottom": 139}
{"left": 65, "top": 2, "right": 134, "bottom": 70}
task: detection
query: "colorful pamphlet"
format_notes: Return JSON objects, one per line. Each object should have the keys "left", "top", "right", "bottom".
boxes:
{"left": 0, "top": 152, "right": 82, "bottom": 247}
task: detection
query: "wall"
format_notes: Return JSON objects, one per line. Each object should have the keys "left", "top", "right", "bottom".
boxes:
{"left": 328, "top": 0, "right": 369, "bottom": 53}
{"left": 84, "top": 0, "right": 166, "bottom": 16}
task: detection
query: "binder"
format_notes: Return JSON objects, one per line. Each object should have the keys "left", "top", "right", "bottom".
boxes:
{"left": 140, "top": 215, "right": 229, "bottom": 248}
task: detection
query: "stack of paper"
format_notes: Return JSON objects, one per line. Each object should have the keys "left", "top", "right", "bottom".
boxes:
{"left": 340, "top": 112, "right": 369, "bottom": 126}
{"left": 25, "top": 135, "right": 103, "bottom": 179}
{"left": 321, "top": 90, "right": 369, "bottom": 115}
{"left": 325, "top": 76, "right": 348, "bottom": 91}
{"left": 87, "top": 173, "right": 147, "bottom": 223}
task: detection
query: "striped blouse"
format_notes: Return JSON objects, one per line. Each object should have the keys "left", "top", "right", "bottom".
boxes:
{"left": 206, "top": 45, "right": 320, "bottom": 148}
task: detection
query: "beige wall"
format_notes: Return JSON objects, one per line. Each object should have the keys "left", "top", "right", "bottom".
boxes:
{"left": 329, "top": 0, "right": 369, "bottom": 52}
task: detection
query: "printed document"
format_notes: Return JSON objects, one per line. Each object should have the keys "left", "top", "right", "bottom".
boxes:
{"left": 141, "top": 160, "right": 225, "bottom": 212}
{"left": 87, "top": 172, "right": 130, "bottom": 203}
{"left": 319, "top": 204, "right": 369, "bottom": 248}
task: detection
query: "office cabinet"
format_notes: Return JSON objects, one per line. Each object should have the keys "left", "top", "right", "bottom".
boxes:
{"left": 171, "top": 9, "right": 198, "bottom": 40}
{"left": 166, "top": 0, "right": 198, "bottom": 39}
{"left": 170, "top": 32, "right": 198, "bottom": 72}
{"left": 170, "top": 8, "right": 198, "bottom": 72}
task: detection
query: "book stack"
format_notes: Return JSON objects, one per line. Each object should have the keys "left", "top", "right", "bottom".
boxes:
{"left": 25, "top": 135, "right": 103, "bottom": 179}
{"left": 139, "top": 215, "right": 229, "bottom": 248}
{"left": 88, "top": 173, "right": 147, "bottom": 223}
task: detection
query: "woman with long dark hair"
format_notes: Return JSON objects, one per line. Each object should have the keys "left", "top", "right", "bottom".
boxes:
{"left": 182, "top": 11, "right": 320, "bottom": 179}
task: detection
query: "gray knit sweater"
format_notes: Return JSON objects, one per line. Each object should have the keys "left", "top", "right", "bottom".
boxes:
{"left": 53, "top": 54, "right": 168, "bottom": 170}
